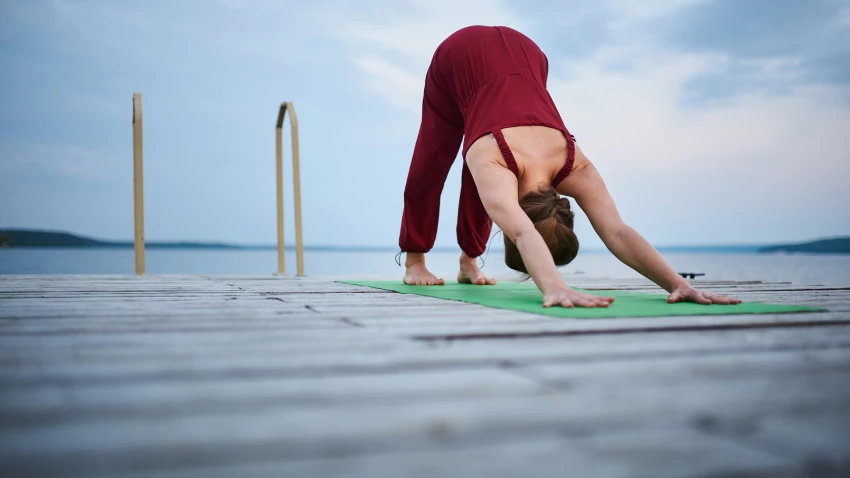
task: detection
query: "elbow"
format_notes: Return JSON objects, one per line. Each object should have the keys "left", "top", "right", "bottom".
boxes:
{"left": 506, "top": 221, "right": 536, "bottom": 246}
{"left": 509, "top": 227, "right": 525, "bottom": 244}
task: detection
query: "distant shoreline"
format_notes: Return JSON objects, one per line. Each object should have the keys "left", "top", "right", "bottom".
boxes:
{"left": 1, "top": 229, "right": 848, "bottom": 254}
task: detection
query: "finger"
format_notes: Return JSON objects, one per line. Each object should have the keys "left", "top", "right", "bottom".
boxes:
{"left": 590, "top": 295, "right": 613, "bottom": 305}
{"left": 582, "top": 297, "right": 604, "bottom": 308}
{"left": 667, "top": 290, "right": 683, "bottom": 303}
{"left": 707, "top": 293, "right": 731, "bottom": 305}
{"left": 560, "top": 299, "right": 574, "bottom": 309}
{"left": 574, "top": 298, "right": 596, "bottom": 308}
{"left": 716, "top": 293, "right": 741, "bottom": 304}
{"left": 694, "top": 292, "right": 712, "bottom": 305}
{"left": 486, "top": 278, "right": 497, "bottom": 285}
{"left": 575, "top": 293, "right": 615, "bottom": 307}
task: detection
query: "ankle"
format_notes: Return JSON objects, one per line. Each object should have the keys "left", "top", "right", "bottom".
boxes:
{"left": 405, "top": 252, "right": 426, "bottom": 269}
{"left": 459, "top": 251, "right": 478, "bottom": 265}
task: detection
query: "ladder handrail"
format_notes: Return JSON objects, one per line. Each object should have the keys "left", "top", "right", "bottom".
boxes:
{"left": 130, "top": 94, "right": 304, "bottom": 277}
{"left": 132, "top": 93, "right": 145, "bottom": 276}
{"left": 275, "top": 101, "right": 305, "bottom": 276}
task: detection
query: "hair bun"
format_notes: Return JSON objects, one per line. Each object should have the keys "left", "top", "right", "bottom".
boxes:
{"left": 505, "top": 185, "right": 580, "bottom": 274}
{"left": 550, "top": 196, "right": 574, "bottom": 228}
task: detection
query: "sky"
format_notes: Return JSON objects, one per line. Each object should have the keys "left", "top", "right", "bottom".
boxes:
{"left": 1, "top": 0, "right": 849, "bottom": 249}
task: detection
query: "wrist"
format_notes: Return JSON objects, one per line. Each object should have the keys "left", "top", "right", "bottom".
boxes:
{"left": 540, "top": 277, "right": 569, "bottom": 294}
{"left": 666, "top": 276, "right": 691, "bottom": 293}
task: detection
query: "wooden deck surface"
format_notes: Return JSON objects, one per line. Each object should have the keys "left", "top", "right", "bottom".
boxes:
{"left": 1, "top": 275, "right": 849, "bottom": 477}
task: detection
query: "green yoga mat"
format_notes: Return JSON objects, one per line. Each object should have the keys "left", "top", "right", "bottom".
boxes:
{"left": 340, "top": 281, "right": 824, "bottom": 319}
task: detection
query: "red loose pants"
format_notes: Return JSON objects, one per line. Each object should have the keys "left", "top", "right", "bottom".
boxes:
{"left": 399, "top": 26, "right": 575, "bottom": 257}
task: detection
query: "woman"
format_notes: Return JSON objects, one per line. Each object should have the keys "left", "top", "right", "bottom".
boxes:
{"left": 399, "top": 26, "right": 741, "bottom": 309}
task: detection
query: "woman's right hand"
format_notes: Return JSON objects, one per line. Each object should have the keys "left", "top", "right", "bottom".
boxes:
{"left": 542, "top": 286, "right": 615, "bottom": 308}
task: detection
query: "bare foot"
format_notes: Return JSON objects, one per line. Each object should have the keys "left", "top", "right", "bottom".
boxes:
{"left": 458, "top": 258, "right": 496, "bottom": 285}
{"left": 403, "top": 261, "right": 445, "bottom": 286}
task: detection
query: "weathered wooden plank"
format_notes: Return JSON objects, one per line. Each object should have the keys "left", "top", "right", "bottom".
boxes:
{"left": 3, "top": 327, "right": 849, "bottom": 387}
{"left": 106, "top": 430, "right": 796, "bottom": 478}
{"left": 696, "top": 409, "right": 850, "bottom": 466}
{"left": 2, "top": 345, "right": 847, "bottom": 426}
{"left": 0, "top": 368, "right": 543, "bottom": 425}
{"left": 510, "top": 347, "right": 850, "bottom": 391}
{"left": 2, "top": 323, "right": 847, "bottom": 363}
{"left": 0, "top": 303, "right": 843, "bottom": 342}
{"left": 2, "top": 371, "right": 845, "bottom": 474}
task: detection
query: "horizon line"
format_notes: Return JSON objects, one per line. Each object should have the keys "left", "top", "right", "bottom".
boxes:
{"left": 1, "top": 227, "right": 848, "bottom": 251}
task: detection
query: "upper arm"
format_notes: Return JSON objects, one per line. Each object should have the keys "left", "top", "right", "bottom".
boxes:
{"left": 466, "top": 161, "right": 535, "bottom": 241}
{"left": 561, "top": 158, "right": 627, "bottom": 245}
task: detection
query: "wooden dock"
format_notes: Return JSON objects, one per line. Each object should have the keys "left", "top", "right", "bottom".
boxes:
{"left": 1, "top": 275, "right": 849, "bottom": 477}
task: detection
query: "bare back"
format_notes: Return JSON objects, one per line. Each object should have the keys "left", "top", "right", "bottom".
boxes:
{"left": 466, "top": 125, "right": 578, "bottom": 198}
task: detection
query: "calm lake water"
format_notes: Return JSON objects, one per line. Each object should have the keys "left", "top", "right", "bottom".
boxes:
{"left": 1, "top": 248, "right": 849, "bottom": 286}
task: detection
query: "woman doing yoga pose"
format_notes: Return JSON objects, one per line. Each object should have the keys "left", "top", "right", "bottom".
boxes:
{"left": 399, "top": 26, "right": 741, "bottom": 308}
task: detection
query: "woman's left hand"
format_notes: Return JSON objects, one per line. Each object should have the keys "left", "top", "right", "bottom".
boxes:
{"left": 667, "top": 284, "right": 742, "bottom": 305}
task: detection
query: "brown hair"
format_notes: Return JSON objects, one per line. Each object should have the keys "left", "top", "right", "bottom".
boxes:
{"left": 504, "top": 186, "right": 579, "bottom": 273}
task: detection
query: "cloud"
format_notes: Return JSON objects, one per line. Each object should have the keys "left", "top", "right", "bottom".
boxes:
{"left": 837, "top": 3, "right": 850, "bottom": 29}
{"left": 352, "top": 56, "right": 423, "bottom": 113}
{"left": 218, "top": 0, "right": 247, "bottom": 9}
{"left": 338, "top": 0, "right": 522, "bottom": 59}
{"left": 654, "top": 0, "right": 850, "bottom": 99}
{"left": 321, "top": 0, "right": 524, "bottom": 114}
{"left": 545, "top": 42, "right": 850, "bottom": 243}
{"left": 598, "top": 0, "right": 712, "bottom": 22}
{"left": 50, "top": 0, "right": 148, "bottom": 28}
{"left": 549, "top": 46, "right": 850, "bottom": 177}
